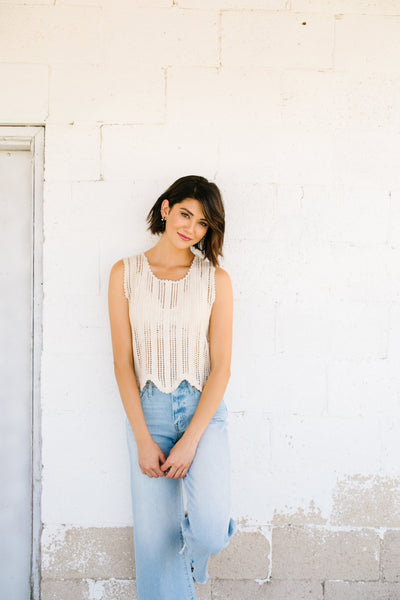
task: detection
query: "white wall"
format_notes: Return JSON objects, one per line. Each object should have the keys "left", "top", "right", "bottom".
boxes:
{"left": 1, "top": 0, "right": 400, "bottom": 572}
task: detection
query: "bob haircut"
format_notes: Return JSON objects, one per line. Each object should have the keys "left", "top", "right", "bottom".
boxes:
{"left": 146, "top": 175, "right": 225, "bottom": 267}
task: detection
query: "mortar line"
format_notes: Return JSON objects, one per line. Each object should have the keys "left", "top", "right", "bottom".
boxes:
{"left": 332, "top": 15, "right": 337, "bottom": 71}
{"left": 218, "top": 10, "right": 222, "bottom": 68}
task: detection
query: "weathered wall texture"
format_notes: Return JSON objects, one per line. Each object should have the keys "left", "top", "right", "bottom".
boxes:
{"left": 1, "top": 0, "right": 400, "bottom": 598}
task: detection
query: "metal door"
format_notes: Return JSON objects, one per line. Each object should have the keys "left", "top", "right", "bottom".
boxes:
{"left": 0, "top": 127, "right": 43, "bottom": 600}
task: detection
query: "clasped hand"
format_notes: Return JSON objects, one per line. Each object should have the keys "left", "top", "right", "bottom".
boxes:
{"left": 138, "top": 435, "right": 198, "bottom": 479}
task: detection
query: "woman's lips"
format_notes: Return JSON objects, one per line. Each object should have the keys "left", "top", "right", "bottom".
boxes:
{"left": 178, "top": 232, "right": 191, "bottom": 241}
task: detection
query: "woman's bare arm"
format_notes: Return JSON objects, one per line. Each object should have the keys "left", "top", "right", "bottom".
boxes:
{"left": 184, "top": 267, "right": 233, "bottom": 439}
{"left": 108, "top": 259, "right": 166, "bottom": 477}
{"left": 161, "top": 266, "right": 233, "bottom": 479}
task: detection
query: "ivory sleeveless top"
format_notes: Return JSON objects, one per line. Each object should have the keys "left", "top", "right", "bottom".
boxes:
{"left": 123, "top": 252, "right": 216, "bottom": 393}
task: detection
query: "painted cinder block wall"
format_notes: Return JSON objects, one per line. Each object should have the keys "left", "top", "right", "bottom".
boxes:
{"left": 2, "top": 0, "right": 400, "bottom": 598}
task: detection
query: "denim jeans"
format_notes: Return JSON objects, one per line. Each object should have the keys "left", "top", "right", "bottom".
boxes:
{"left": 125, "top": 379, "right": 237, "bottom": 600}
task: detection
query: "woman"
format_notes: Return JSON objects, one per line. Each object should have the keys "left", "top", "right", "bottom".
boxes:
{"left": 108, "top": 175, "right": 237, "bottom": 600}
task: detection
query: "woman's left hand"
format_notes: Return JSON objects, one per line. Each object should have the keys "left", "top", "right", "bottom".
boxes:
{"left": 161, "top": 435, "right": 198, "bottom": 479}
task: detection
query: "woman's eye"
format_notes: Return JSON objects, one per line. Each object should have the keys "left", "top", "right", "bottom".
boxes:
{"left": 181, "top": 212, "right": 189, "bottom": 218}
{"left": 200, "top": 222, "right": 208, "bottom": 228}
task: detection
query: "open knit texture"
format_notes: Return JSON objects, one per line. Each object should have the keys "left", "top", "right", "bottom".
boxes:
{"left": 123, "top": 252, "right": 216, "bottom": 394}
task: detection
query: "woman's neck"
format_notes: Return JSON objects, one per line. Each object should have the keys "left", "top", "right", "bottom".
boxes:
{"left": 145, "top": 236, "right": 194, "bottom": 269}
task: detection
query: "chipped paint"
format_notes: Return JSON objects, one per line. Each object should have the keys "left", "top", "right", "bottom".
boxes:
{"left": 41, "top": 526, "right": 134, "bottom": 581}
{"left": 40, "top": 525, "right": 68, "bottom": 571}
{"left": 331, "top": 474, "right": 400, "bottom": 527}
{"left": 272, "top": 499, "right": 327, "bottom": 526}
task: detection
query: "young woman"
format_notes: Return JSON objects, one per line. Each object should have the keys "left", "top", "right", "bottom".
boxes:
{"left": 108, "top": 175, "right": 237, "bottom": 600}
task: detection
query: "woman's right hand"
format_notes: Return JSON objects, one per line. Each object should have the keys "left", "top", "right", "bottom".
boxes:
{"left": 137, "top": 437, "right": 167, "bottom": 478}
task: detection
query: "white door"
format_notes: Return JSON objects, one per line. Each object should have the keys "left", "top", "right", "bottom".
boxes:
{"left": 0, "top": 127, "right": 44, "bottom": 600}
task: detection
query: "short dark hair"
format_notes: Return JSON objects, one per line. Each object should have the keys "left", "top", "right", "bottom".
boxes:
{"left": 146, "top": 175, "right": 225, "bottom": 267}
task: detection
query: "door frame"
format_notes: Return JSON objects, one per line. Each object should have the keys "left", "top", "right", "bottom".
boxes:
{"left": 0, "top": 126, "right": 44, "bottom": 600}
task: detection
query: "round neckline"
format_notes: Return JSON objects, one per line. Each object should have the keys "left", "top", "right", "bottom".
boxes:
{"left": 141, "top": 252, "right": 197, "bottom": 283}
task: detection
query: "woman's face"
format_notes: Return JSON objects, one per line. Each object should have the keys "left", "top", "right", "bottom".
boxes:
{"left": 162, "top": 198, "right": 209, "bottom": 248}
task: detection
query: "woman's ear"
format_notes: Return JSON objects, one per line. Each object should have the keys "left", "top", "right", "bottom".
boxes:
{"left": 161, "top": 198, "right": 170, "bottom": 219}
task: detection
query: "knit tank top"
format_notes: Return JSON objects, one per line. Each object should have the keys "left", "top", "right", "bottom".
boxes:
{"left": 123, "top": 251, "right": 216, "bottom": 394}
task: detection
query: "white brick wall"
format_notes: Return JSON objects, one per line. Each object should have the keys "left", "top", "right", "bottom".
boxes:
{"left": 0, "top": 63, "right": 48, "bottom": 122}
{"left": 49, "top": 64, "right": 165, "bottom": 123}
{"left": 221, "top": 11, "right": 334, "bottom": 68}
{"left": 0, "top": 6, "right": 104, "bottom": 64}
{"left": 335, "top": 15, "right": 400, "bottom": 71}
{"left": 102, "top": 7, "right": 219, "bottom": 68}
{"left": 3, "top": 0, "right": 400, "bottom": 591}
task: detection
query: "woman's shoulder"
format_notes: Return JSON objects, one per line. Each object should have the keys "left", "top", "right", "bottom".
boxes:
{"left": 123, "top": 250, "right": 144, "bottom": 261}
{"left": 110, "top": 258, "right": 124, "bottom": 276}
{"left": 195, "top": 254, "right": 231, "bottom": 285}
{"left": 214, "top": 265, "right": 230, "bottom": 279}
{"left": 213, "top": 266, "right": 232, "bottom": 302}
{"left": 111, "top": 252, "right": 143, "bottom": 270}
{"left": 109, "top": 253, "right": 144, "bottom": 298}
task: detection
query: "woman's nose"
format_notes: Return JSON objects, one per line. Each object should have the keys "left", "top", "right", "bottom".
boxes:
{"left": 186, "top": 220, "right": 195, "bottom": 234}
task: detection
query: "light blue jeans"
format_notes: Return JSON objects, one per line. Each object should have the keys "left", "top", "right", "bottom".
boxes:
{"left": 125, "top": 379, "right": 237, "bottom": 600}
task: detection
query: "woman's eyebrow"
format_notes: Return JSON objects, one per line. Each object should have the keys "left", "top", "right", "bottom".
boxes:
{"left": 180, "top": 207, "right": 194, "bottom": 216}
{"left": 181, "top": 207, "right": 207, "bottom": 221}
